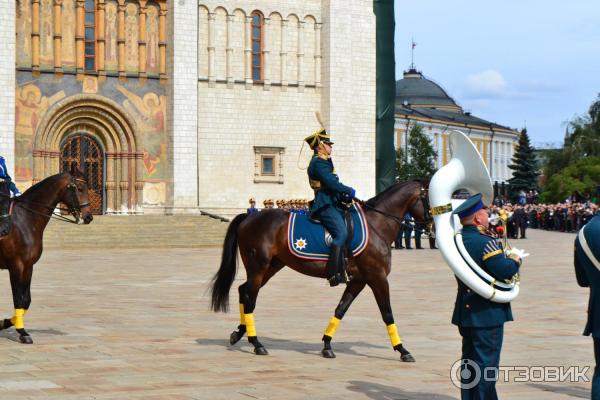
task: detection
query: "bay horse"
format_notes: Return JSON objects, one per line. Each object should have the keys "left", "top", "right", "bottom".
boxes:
{"left": 0, "top": 165, "right": 93, "bottom": 343}
{"left": 210, "top": 181, "right": 431, "bottom": 361}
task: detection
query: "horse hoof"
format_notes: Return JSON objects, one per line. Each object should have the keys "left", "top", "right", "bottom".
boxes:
{"left": 230, "top": 331, "right": 243, "bottom": 345}
{"left": 321, "top": 349, "right": 336, "bottom": 359}
{"left": 254, "top": 346, "right": 269, "bottom": 356}
{"left": 19, "top": 335, "right": 33, "bottom": 344}
{"left": 401, "top": 353, "right": 415, "bottom": 362}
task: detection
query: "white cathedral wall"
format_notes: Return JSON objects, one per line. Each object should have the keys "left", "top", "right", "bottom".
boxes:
{"left": 193, "top": 1, "right": 376, "bottom": 216}
{"left": 0, "top": 4, "right": 16, "bottom": 175}
{"left": 197, "top": 83, "right": 320, "bottom": 215}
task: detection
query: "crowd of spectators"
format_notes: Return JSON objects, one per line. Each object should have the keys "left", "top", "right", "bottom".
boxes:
{"left": 490, "top": 190, "right": 599, "bottom": 236}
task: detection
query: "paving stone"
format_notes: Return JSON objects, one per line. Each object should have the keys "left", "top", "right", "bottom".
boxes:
{"left": 0, "top": 229, "right": 592, "bottom": 399}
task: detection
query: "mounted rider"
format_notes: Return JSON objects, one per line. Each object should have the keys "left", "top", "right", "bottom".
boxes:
{"left": 304, "top": 127, "right": 355, "bottom": 287}
{"left": 0, "top": 156, "right": 21, "bottom": 237}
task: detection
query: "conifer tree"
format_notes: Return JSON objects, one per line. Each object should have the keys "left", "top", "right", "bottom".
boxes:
{"left": 395, "top": 124, "right": 438, "bottom": 181}
{"left": 508, "top": 128, "right": 540, "bottom": 200}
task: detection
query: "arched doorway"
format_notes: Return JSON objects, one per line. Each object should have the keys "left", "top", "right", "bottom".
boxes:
{"left": 60, "top": 134, "right": 105, "bottom": 214}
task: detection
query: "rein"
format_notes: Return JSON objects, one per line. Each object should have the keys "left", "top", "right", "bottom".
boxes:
{"left": 358, "top": 185, "right": 434, "bottom": 232}
{"left": 5, "top": 177, "right": 89, "bottom": 224}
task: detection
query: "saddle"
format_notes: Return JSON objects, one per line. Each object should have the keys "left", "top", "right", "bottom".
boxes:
{"left": 0, "top": 181, "right": 12, "bottom": 238}
{"left": 288, "top": 203, "right": 369, "bottom": 261}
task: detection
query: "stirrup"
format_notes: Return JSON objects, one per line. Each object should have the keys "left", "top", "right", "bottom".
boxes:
{"left": 328, "top": 273, "right": 342, "bottom": 287}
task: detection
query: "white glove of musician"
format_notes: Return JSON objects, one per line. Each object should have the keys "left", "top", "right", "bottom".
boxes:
{"left": 506, "top": 247, "right": 529, "bottom": 259}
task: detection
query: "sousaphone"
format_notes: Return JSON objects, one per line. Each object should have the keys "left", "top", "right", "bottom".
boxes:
{"left": 429, "top": 130, "right": 519, "bottom": 303}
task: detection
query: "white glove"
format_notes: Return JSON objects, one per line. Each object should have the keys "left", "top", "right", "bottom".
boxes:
{"left": 506, "top": 247, "right": 529, "bottom": 259}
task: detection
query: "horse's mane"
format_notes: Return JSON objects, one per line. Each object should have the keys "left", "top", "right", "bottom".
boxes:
{"left": 365, "top": 180, "right": 419, "bottom": 207}
{"left": 19, "top": 173, "right": 68, "bottom": 201}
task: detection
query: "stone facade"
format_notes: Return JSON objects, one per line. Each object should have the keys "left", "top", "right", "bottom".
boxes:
{"left": 4, "top": 0, "right": 376, "bottom": 216}
{"left": 0, "top": 3, "right": 16, "bottom": 177}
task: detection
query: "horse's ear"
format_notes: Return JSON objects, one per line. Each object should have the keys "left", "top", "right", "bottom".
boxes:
{"left": 69, "top": 163, "right": 82, "bottom": 177}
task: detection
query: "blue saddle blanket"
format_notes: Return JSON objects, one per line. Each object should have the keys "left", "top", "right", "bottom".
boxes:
{"left": 287, "top": 203, "right": 369, "bottom": 260}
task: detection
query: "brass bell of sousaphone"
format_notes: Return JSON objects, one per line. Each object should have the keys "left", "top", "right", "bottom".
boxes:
{"left": 428, "top": 130, "right": 520, "bottom": 303}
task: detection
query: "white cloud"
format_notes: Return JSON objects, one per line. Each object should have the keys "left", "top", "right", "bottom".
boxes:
{"left": 464, "top": 69, "right": 508, "bottom": 98}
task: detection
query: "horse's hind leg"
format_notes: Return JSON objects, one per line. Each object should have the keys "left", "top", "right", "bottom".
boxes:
{"left": 321, "top": 280, "right": 366, "bottom": 358}
{"left": 369, "top": 275, "right": 415, "bottom": 362}
{"left": 230, "top": 261, "right": 283, "bottom": 346}
{"left": 6, "top": 264, "right": 34, "bottom": 344}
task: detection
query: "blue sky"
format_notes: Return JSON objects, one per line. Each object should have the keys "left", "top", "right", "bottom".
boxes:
{"left": 394, "top": 0, "right": 600, "bottom": 147}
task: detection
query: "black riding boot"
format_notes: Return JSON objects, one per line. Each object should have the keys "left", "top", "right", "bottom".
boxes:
{"left": 327, "top": 245, "right": 348, "bottom": 287}
{"left": 0, "top": 182, "right": 11, "bottom": 237}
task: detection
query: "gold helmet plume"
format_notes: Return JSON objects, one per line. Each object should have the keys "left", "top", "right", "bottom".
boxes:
{"left": 304, "top": 112, "right": 333, "bottom": 150}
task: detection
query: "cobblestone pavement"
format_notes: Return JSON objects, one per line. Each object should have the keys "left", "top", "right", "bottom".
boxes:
{"left": 0, "top": 229, "right": 593, "bottom": 399}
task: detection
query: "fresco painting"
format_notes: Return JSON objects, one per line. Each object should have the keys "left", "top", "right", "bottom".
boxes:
{"left": 39, "top": 0, "right": 54, "bottom": 68}
{"left": 16, "top": 0, "right": 32, "bottom": 67}
{"left": 125, "top": 2, "right": 139, "bottom": 73}
{"left": 146, "top": 4, "right": 160, "bottom": 76}
{"left": 105, "top": 1, "right": 119, "bottom": 71}
{"left": 116, "top": 84, "right": 167, "bottom": 180}
{"left": 15, "top": 83, "right": 66, "bottom": 181}
{"left": 62, "top": 0, "right": 77, "bottom": 69}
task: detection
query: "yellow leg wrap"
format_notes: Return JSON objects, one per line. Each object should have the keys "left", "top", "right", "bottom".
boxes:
{"left": 11, "top": 308, "right": 26, "bottom": 330}
{"left": 244, "top": 313, "right": 257, "bottom": 337}
{"left": 386, "top": 323, "right": 402, "bottom": 347}
{"left": 324, "top": 317, "right": 341, "bottom": 338}
{"left": 239, "top": 304, "right": 245, "bottom": 325}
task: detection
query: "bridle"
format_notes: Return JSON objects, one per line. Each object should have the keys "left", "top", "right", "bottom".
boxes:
{"left": 14, "top": 176, "right": 90, "bottom": 224}
{"left": 360, "top": 183, "right": 434, "bottom": 234}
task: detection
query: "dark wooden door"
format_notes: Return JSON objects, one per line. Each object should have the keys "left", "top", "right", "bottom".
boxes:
{"left": 61, "top": 134, "right": 104, "bottom": 214}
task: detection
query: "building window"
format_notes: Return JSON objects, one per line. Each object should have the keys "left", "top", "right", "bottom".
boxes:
{"left": 254, "top": 146, "right": 284, "bottom": 184}
{"left": 251, "top": 11, "right": 263, "bottom": 81}
{"left": 261, "top": 156, "right": 274, "bottom": 175}
{"left": 84, "top": 0, "right": 97, "bottom": 72}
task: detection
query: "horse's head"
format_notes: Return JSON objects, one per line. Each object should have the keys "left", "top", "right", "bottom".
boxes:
{"left": 62, "top": 164, "right": 93, "bottom": 224}
{"left": 407, "top": 180, "right": 433, "bottom": 233}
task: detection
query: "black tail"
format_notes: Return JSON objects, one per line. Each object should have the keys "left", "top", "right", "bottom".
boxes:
{"left": 210, "top": 213, "right": 248, "bottom": 312}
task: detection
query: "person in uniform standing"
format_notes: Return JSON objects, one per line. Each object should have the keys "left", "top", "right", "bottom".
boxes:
{"left": 305, "top": 128, "right": 355, "bottom": 287}
{"left": 402, "top": 212, "right": 414, "bottom": 249}
{"left": 574, "top": 214, "right": 600, "bottom": 400}
{"left": 247, "top": 198, "right": 258, "bottom": 214}
{"left": 452, "top": 193, "right": 522, "bottom": 400}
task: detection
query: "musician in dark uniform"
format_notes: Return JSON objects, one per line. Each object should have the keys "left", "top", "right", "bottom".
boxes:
{"left": 574, "top": 214, "right": 600, "bottom": 400}
{"left": 452, "top": 193, "right": 522, "bottom": 400}
{"left": 305, "top": 128, "right": 355, "bottom": 287}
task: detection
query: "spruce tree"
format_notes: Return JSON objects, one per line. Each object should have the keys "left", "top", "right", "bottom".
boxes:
{"left": 395, "top": 124, "right": 438, "bottom": 181}
{"left": 508, "top": 128, "right": 540, "bottom": 200}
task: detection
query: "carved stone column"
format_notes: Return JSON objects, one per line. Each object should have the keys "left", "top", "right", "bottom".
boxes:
{"left": 297, "top": 21, "right": 304, "bottom": 88}
{"left": 117, "top": 0, "right": 126, "bottom": 78}
{"left": 244, "top": 15, "right": 252, "bottom": 87}
{"left": 53, "top": 0, "right": 63, "bottom": 72}
{"left": 119, "top": 155, "right": 129, "bottom": 212}
{"left": 314, "top": 23, "right": 322, "bottom": 87}
{"left": 76, "top": 0, "right": 85, "bottom": 75}
{"left": 138, "top": 0, "right": 147, "bottom": 78}
{"left": 280, "top": 19, "right": 288, "bottom": 88}
{"left": 135, "top": 152, "right": 144, "bottom": 212}
{"left": 105, "top": 152, "right": 116, "bottom": 213}
{"left": 262, "top": 17, "right": 270, "bottom": 89}
{"left": 207, "top": 12, "right": 215, "bottom": 85}
{"left": 32, "top": 0, "right": 41, "bottom": 73}
{"left": 97, "top": 0, "right": 106, "bottom": 75}
{"left": 158, "top": 5, "right": 167, "bottom": 80}
{"left": 225, "top": 14, "right": 233, "bottom": 86}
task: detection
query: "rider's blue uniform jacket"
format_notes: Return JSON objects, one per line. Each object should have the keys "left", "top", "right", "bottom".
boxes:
{"left": 307, "top": 154, "right": 353, "bottom": 215}
{"left": 0, "top": 156, "right": 19, "bottom": 195}
{"left": 452, "top": 225, "right": 520, "bottom": 327}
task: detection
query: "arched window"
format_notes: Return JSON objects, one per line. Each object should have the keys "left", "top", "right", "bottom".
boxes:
{"left": 251, "top": 11, "right": 263, "bottom": 81}
{"left": 84, "top": 0, "right": 97, "bottom": 71}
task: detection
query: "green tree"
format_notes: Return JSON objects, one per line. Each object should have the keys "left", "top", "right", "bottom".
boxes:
{"left": 540, "top": 156, "right": 600, "bottom": 203}
{"left": 395, "top": 124, "right": 437, "bottom": 181}
{"left": 508, "top": 128, "right": 540, "bottom": 200}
